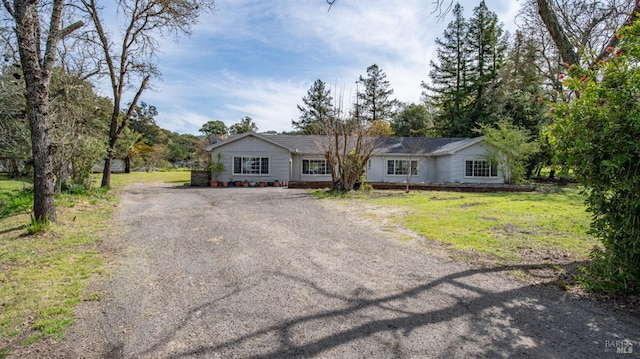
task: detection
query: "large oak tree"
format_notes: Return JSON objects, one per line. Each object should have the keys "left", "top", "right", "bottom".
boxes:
{"left": 1, "top": 0, "right": 83, "bottom": 222}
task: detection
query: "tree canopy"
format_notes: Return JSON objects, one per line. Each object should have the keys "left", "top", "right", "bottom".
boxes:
{"left": 229, "top": 116, "right": 258, "bottom": 135}
{"left": 294, "top": 79, "right": 334, "bottom": 135}
{"left": 356, "top": 64, "right": 397, "bottom": 123}
{"left": 200, "top": 120, "right": 229, "bottom": 137}
{"left": 424, "top": 1, "right": 507, "bottom": 137}
{"left": 392, "top": 103, "right": 435, "bottom": 137}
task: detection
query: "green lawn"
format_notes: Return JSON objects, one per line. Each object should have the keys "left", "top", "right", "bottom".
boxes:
{"left": 0, "top": 171, "right": 190, "bottom": 357}
{"left": 316, "top": 186, "right": 597, "bottom": 263}
{"left": 101, "top": 170, "right": 191, "bottom": 188}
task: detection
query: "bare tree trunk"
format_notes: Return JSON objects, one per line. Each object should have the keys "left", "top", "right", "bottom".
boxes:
{"left": 13, "top": 1, "right": 58, "bottom": 222}
{"left": 99, "top": 75, "right": 149, "bottom": 188}
{"left": 26, "top": 82, "right": 57, "bottom": 221}
{"left": 100, "top": 121, "right": 119, "bottom": 187}
{"left": 125, "top": 155, "right": 132, "bottom": 174}
{"left": 6, "top": 0, "right": 83, "bottom": 222}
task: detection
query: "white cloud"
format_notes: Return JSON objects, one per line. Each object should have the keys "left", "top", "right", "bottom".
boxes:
{"left": 158, "top": 110, "right": 218, "bottom": 135}
{"left": 144, "top": 69, "right": 308, "bottom": 134}
{"left": 137, "top": 0, "right": 522, "bottom": 135}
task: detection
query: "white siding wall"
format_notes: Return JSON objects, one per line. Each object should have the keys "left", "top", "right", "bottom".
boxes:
{"left": 212, "top": 136, "right": 291, "bottom": 182}
{"left": 423, "top": 158, "right": 437, "bottom": 182}
{"left": 366, "top": 155, "right": 433, "bottom": 183}
{"left": 434, "top": 156, "right": 451, "bottom": 183}
{"left": 291, "top": 154, "right": 301, "bottom": 181}
{"left": 366, "top": 157, "right": 385, "bottom": 182}
{"left": 440, "top": 142, "right": 505, "bottom": 184}
{"left": 210, "top": 136, "right": 504, "bottom": 184}
{"left": 291, "top": 155, "right": 333, "bottom": 181}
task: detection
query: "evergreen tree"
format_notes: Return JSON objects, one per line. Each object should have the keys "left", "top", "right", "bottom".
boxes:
{"left": 465, "top": 0, "right": 508, "bottom": 131}
{"left": 491, "top": 31, "right": 551, "bottom": 177}
{"left": 355, "top": 64, "right": 397, "bottom": 123}
{"left": 492, "top": 32, "right": 546, "bottom": 131}
{"left": 392, "top": 103, "right": 435, "bottom": 137}
{"left": 293, "top": 79, "right": 334, "bottom": 134}
{"left": 425, "top": 1, "right": 508, "bottom": 138}
{"left": 423, "top": 3, "right": 472, "bottom": 137}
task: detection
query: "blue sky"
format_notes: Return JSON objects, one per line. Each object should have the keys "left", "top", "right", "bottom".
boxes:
{"left": 120, "top": 0, "right": 521, "bottom": 135}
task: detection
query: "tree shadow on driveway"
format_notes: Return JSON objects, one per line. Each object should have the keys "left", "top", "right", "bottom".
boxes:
{"left": 138, "top": 263, "right": 639, "bottom": 358}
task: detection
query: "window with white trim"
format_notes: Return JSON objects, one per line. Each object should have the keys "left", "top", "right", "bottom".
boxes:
{"left": 465, "top": 159, "right": 498, "bottom": 177}
{"left": 302, "top": 159, "right": 328, "bottom": 175}
{"left": 233, "top": 156, "right": 270, "bottom": 175}
{"left": 387, "top": 159, "right": 418, "bottom": 176}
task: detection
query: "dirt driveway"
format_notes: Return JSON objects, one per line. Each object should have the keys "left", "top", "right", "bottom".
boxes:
{"left": 36, "top": 183, "right": 640, "bottom": 357}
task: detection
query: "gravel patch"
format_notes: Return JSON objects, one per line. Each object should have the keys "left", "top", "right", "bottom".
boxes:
{"left": 15, "top": 183, "right": 639, "bottom": 358}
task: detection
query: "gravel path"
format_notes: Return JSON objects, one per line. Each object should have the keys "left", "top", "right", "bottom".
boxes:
{"left": 49, "top": 183, "right": 640, "bottom": 357}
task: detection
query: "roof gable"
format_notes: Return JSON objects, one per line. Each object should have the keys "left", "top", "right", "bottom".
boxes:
{"left": 205, "top": 132, "right": 294, "bottom": 152}
{"left": 429, "top": 137, "right": 485, "bottom": 156}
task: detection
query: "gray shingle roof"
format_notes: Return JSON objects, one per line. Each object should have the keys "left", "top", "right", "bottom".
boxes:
{"left": 428, "top": 137, "right": 484, "bottom": 156}
{"left": 374, "top": 137, "right": 468, "bottom": 155}
{"left": 207, "top": 132, "right": 482, "bottom": 156}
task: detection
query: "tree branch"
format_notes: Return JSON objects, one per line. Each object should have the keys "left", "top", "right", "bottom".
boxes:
{"left": 117, "top": 74, "right": 150, "bottom": 136}
{"left": 2, "top": 0, "right": 13, "bottom": 17}
{"left": 535, "top": 0, "right": 579, "bottom": 66}
{"left": 326, "top": 0, "right": 334, "bottom": 12}
{"left": 591, "top": 3, "right": 640, "bottom": 67}
{"left": 59, "top": 20, "right": 84, "bottom": 38}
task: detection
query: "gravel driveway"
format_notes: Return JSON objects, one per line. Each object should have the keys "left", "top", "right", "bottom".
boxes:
{"left": 50, "top": 183, "right": 639, "bottom": 357}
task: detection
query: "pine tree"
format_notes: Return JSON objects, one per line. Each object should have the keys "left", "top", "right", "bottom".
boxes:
{"left": 492, "top": 31, "right": 548, "bottom": 133}
{"left": 489, "top": 31, "right": 551, "bottom": 178}
{"left": 423, "top": 3, "right": 472, "bottom": 137}
{"left": 355, "top": 64, "right": 397, "bottom": 123}
{"left": 293, "top": 79, "right": 334, "bottom": 135}
{"left": 466, "top": 0, "right": 508, "bottom": 131}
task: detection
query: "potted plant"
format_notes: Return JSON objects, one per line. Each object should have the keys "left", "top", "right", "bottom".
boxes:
{"left": 273, "top": 179, "right": 280, "bottom": 187}
{"left": 242, "top": 180, "right": 249, "bottom": 187}
{"left": 258, "top": 181, "right": 266, "bottom": 187}
{"left": 234, "top": 179, "right": 242, "bottom": 187}
{"left": 208, "top": 152, "right": 225, "bottom": 187}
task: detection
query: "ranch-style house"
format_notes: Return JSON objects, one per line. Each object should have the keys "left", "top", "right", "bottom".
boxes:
{"left": 205, "top": 132, "right": 505, "bottom": 185}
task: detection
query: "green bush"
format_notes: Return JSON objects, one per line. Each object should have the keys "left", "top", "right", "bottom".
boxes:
{"left": 552, "top": 21, "right": 640, "bottom": 294}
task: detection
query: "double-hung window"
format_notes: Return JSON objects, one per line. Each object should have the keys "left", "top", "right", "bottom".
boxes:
{"left": 465, "top": 159, "right": 498, "bottom": 177}
{"left": 387, "top": 159, "right": 418, "bottom": 176}
{"left": 233, "top": 156, "right": 270, "bottom": 175}
{"left": 302, "top": 159, "right": 328, "bottom": 175}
